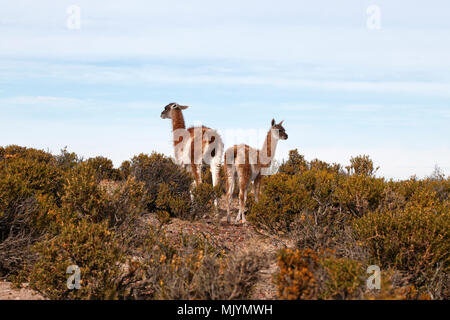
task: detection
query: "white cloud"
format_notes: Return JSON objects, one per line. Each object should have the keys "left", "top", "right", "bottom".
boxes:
{"left": 1, "top": 1, "right": 449, "bottom": 179}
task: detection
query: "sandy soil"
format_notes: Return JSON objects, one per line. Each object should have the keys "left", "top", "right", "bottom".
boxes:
{"left": 0, "top": 280, "right": 44, "bottom": 300}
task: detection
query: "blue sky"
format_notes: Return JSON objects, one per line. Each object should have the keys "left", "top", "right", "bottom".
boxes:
{"left": 1, "top": 0, "right": 449, "bottom": 179}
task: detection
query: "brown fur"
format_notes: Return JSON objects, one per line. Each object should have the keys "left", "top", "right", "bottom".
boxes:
{"left": 161, "top": 103, "right": 223, "bottom": 191}
{"left": 224, "top": 120, "right": 288, "bottom": 224}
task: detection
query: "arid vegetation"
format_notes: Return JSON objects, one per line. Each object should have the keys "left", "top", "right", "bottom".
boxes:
{"left": 253, "top": 150, "right": 449, "bottom": 300}
{"left": 0, "top": 145, "right": 448, "bottom": 300}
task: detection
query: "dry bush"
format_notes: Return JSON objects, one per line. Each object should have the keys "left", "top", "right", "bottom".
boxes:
{"left": 190, "top": 182, "right": 221, "bottom": 219}
{"left": 0, "top": 147, "right": 64, "bottom": 275}
{"left": 275, "top": 248, "right": 365, "bottom": 300}
{"left": 334, "top": 175, "right": 385, "bottom": 216}
{"left": 0, "top": 145, "right": 55, "bottom": 164}
{"left": 54, "top": 147, "right": 81, "bottom": 171}
{"left": 155, "top": 182, "right": 192, "bottom": 219}
{"left": 156, "top": 182, "right": 220, "bottom": 221}
{"left": 364, "top": 269, "right": 434, "bottom": 300}
{"left": 266, "top": 150, "right": 449, "bottom": 299}
{"left": 278, "top": 149, "right": 308, "bottom": 175}
{"left": 84, "top": 156, "right": 121, "bottom": 181}
{"left": 293, "top": 209, "right": 368, "bottom": 263}
{"left": 275, "top": 248, "right": 320, "bottom": 300}
{"left": 119, "top": 160, "right": 132, "bottom": 180}
{"left": 28, "top": 220, "right": 125, "bottom": 300}
{"left": 129, "top": 153, "right": 192, "bottom": 212}
{"left": 248, "top": 152, "right": 384, "bottom": 234}
{"left": 122, "top": 226, "right": 266, "bottom": 300}
{"left": 346, "top": 155, "right": 379, "bottom": 177}
{"left": 353, "top": 191, "right": 449, "bottom": 299}
{"left": 247, "top": 173, "right": 307, "bottom": 233}
{"left": 319, "top": 254, "right": 364, "bottom": 299}
{"left": 0, "top": 198, "right": 43, "bottom": 276}
{"left": 61, "top": 163, "right": 147, "bottom": 228}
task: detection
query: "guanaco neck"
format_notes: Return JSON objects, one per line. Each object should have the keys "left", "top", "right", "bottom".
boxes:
{"left": 171, "top": 109, "right": 186, "bottom": 148}
{"left": 259, "top": 129, "right": 279, "bottom": 165}
{"left": 171, "top": 109, "right": 186, "bottom": 131}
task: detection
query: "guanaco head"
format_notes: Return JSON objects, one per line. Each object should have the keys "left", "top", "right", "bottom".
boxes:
{"left": 160, "top": 102, "right": 189, "bottom": 119}
{"left": 271, "top": 119, "right": 288, "bottom": 140}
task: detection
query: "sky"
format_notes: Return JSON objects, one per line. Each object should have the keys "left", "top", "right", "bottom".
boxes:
{"left": 0, "top": 0, "right": 449, "bottom": 179}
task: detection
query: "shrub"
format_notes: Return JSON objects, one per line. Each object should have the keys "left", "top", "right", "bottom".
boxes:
{"left": 353, "top": 195, "right": 449, "bottom": 298}
{"left": 29, "top": 220, "right": 125, "bottom": 300}
{"left": 364, "top": 269, "right": 432, "bottom": 300}
{"left": 320, "top": 255, "right": 364, "bottom": 299}
{"left": 55, "top": 147, "right": 81, "bottom": 171}
{"left": 0, "top": 153, "right": 63, "bottom": 212}
{"left": 155, "top": 182, "right": 218, "bottom": 221}
{"left": 279, "top": 149, "right": 308, "bottom": 175}
{"left": 275, "top": 248, "right": 320, "bottom": 299}
{"left": 155, "top": 183, "right": 192, "bottom": 219}
{"left": 85, "top": 156, "right": 121, "bottom": 181}
{"left": 247, "top": 173, "right": 307, "bottom": 233}
{"left": 129, "top": 153, "right": 192, "bottom": 211}
{"left": 190, "top": 183, "right": 220, "bottom": 219}
{"left": 334, "top": 174, "right": 385, "bottom": 216}
{"left": 0, "top": 145, "right": 54, "bottom": 164}
{"left": 123, "top": 227, "right": 266, "bottom": 300}
{"left": 0, "top": 197, "right": 45, "bottom": 275}
{"left": 61, "top": 163, "right": 147, "bottom": 228}
{"left": 60, "top": 162, "right": 105, "bottom": 220}
{"left": 275, "top": 248, "right": 365, "bottom": 300}
{"left": 119, "top": 160, "right": 132, "bottom": 180}
{"left": 251, "top": 151, "right": 385, "bottom": 234}
{"left": 346, "top": 155, "right": 379, "bottom": 177}
{"left": 0, "top": 147, "right": 64, "bottom": 275}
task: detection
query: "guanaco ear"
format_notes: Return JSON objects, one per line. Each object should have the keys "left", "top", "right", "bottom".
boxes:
{"left": 178, "top": 105, "right": 189, "bottom": 110}
{"left": 271, "top": 119, "right": 276, "bottom": 127}
{"left": 279, "top": 120, "right": 284, "bottom": 126}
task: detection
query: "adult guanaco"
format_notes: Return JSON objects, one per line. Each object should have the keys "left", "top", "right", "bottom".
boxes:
{"left": 160, "top": 103, "right": 224, "bottom": 200}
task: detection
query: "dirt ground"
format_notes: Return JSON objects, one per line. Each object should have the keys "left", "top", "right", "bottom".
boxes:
{"left": 0, "top": 281, "right": 44, "bottom": 300}
{"left": 1, "top": 196, "right": 292, "bottom": 300}
{"left": 158, "top": 196, "right": 294, "bottom": 299}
